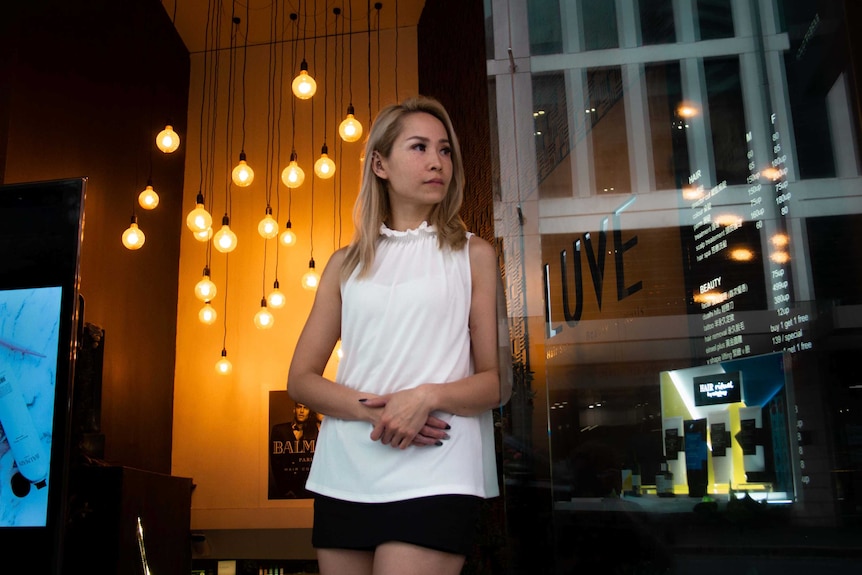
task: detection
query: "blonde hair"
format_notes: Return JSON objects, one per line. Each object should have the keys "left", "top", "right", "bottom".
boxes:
{"left": 341, "top": 96, "right": 467, "bottom": 281}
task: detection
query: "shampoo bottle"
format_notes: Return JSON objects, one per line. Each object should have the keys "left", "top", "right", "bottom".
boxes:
{"left": 0, "top": 370, "right": 49, "bottom": 490}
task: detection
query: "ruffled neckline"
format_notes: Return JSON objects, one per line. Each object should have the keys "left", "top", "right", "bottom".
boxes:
{"left": 379, "top": 221, "right": 437, "bottom": 238}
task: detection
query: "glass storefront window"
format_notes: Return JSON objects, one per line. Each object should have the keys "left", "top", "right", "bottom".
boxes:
{"left": 527, "top": 0, "right": 563, "bottom": 55}
{"left": 781, "top": 0, "right": 839, "bottom": 180}
{"left": 587, "top": 66, "right": 630, "bottom": 194}
{"left": 645, "top": 62, "right": 690, "bottom": 190}
{"left": 484, "top": 0, "right": 495, "bottom": 59}
{"left": 703, "top": 57, "right": 749, "bottom": 186}
{"left": 582, "top": 0, "right": 619, "bottom": 51}
{"left": 698, "top": 0, "right": 735, "bottom": 40}
{"left": 533, "top": 73, "right": 571, "bottom": 199}
{"left": 489, "top": 0, "right": 862, "bottom": 572}
{"left": 640, "top": 0, "right": 676, "bottom": 45}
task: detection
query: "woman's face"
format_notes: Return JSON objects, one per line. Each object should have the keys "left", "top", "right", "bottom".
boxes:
{"left": 374, "top": 112, "right": 453, "bottom": 211}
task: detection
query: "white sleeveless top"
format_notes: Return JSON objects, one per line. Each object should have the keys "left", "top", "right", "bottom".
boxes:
{"left": 305, "top": 222, "right": 499, "bottom": 503}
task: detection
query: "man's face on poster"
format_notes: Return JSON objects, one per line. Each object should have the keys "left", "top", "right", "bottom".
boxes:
{"left": 294, "top": 403, "right": 310, "bottom": 423}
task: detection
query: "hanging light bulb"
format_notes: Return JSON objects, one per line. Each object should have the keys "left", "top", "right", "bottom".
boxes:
{"left": 231, "top": 151, "right": 254, "bottom": 187}
{"left": 267, "top": 280, "right": 286, "bottom": 309}
{"left": 301, "top": 258, "right": 320, "bottom": 291}
{"left": 258, "top": 206, "right": 279, "bottom": 239}
{"left": 253, "top": 298, "right": 275, "bottom": 329}
{"left": 314, "top": 143, "right": 336, "bottom": 179}
{"left": 279, "top": 220, "right": 297, "bottom": 247}
{"left": 186, "top": 192, "right": 213, "bottom": 232}
{"left": 215, "top": 348, "right": 233, "bottom": 375}
{"left": 122, "top": 215, "right": 146, "bottom": 250}
{"left": 338, "top": 104, "right": 363, "bottom": 142}
{"left": 199, "top": 301, "right": 218, "bottom": 325}
{"left": 194, "top": 227, "right": 214, "bottom": 242}
{"left": 281, "top": 151, "right": 306, "bottom": 188}
{"left": 194, "top": 266, "right": 217, "bottom": 302}
{"left": 138, "top": 179, "right": 159, "bottom": 210}
{"left": 156, "top": 124, "right": 180, "bottom": 153}
{"left": 291, "top": 59, "right": 317, "bottom": 99}
{"left": 213, "top": 215, "right": 238, "bottom": 253}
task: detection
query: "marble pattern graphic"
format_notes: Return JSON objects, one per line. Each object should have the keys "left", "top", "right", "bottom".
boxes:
{"left": 0, "top": 286, "right": 62, "bottom": 527}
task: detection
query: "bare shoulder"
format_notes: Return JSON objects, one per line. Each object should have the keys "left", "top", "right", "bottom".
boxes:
{"left": 468, "top": 235, "right": 497, "bottom": 269}
{"left": 318, "top": 246, "right": 349, "bottom": 280}
{"left": 324, "top": 245, "right": 349, "bottom": 268}
{"left": 314, "top": 246, "right": 350, "bottom": 299}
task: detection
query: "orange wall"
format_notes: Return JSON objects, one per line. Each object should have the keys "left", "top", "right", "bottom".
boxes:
{"left": 170, "top": 27, "right": 419, "bottom": 533}
{"left": 0, "top": 0, "right": 189, "bottom": 474}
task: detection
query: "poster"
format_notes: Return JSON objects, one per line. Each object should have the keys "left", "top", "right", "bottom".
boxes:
{"left": 268, "top": 390, "right": 320, "bottom": 499}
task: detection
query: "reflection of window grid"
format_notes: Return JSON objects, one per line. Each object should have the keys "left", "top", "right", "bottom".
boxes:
{"left": 645, "top": 62, "right": 690, "bottom": 190}
{"left": 640, "top": 0, "right": 677, "bottom": 45}
{"left": 514, "top": 0, "right": 810, "bottom": 199}
{"left": 581, "top": 0, "right": 619, "bottom": 51}
{"left": 532, "top": 73, "right": 570, "bottom": 185}
{"left": 587, "top": 67, "right": 630, "bottom": 195}
{"left": 697, "top": 0, "right": 735, "bottom": 40}
{"left": 703, "top": 57, "right": 749, "bottom": 185}
{"left": 586, "top": 68, "right": 625, "bottom": 128}
{"left": 527, "top": 0, "right": 562, "bottom": 55}
{"left": 500, "top": 0, "right": 857, "bottom": 249}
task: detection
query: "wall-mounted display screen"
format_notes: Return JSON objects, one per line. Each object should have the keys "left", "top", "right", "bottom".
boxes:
{"left": 0, "top": 286, "right": 63, "bottom": 526}
{"left": 0, "top": 178, "right": 84, "bottom": 575}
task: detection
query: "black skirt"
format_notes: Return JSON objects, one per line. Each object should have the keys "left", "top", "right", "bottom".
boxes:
{"left": 312, "top": 493, "right": 482, "bottom": 556}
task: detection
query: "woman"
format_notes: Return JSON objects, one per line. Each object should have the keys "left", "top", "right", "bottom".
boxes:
{"left": 288, "top": 96, "right": 510, "bottom": 575}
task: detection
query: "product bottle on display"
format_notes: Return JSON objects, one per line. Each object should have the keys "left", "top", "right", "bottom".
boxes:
{"left": 621, "top": 454, "right": 637, "bottom": 496}
{"left": 0, "top": 370, "right": 49, "bottom": 490}
{"left": 684, "top": 418, "right": 709, "bottom": 497}
{"left": 621, "top": 464, "right": 633, "bottom": 497}
{"left": 631, "top": 460, "right": 642, "bottom": 497}
{"left": 656, "top": 461, "right": 675, "bottom": 497}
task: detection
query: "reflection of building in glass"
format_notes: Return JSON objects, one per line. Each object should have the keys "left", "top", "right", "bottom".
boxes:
{"left": 489, "top": 0, "right": 862, "bottom": 553}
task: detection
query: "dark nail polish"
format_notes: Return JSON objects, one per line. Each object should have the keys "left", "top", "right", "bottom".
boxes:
{"left": 358, "top": 398, "right": 367, "bottom": 403}
{"left": 444, "top": 424, "right": 451, "bottom": 430}
{"left": 435, "top": 441, "right": 443, "bottom": 446}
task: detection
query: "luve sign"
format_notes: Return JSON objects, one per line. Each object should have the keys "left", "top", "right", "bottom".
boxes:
{"left": 544, "top": 208, "right": 643, "bottom": 336}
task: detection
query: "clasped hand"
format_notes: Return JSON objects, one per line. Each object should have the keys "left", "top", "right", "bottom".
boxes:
{"left": 360, "top": 385, "right": 450, "bottom": 449}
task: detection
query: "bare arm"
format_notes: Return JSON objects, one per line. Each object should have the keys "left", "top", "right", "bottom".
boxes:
{"left": 366, "top": 236, "right": 510, "bottom": 447}
{"left": 287, "top": 249, "right": 372, "bottom": 421}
